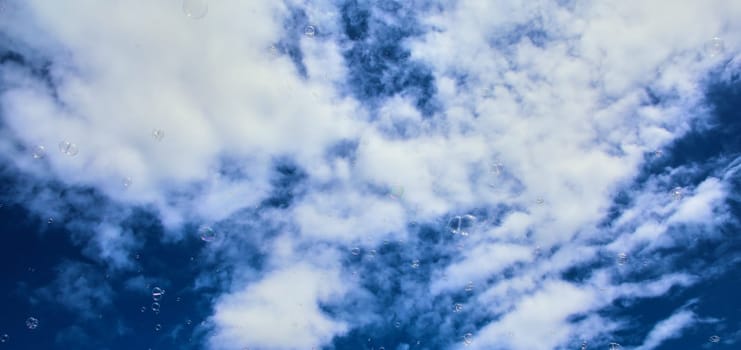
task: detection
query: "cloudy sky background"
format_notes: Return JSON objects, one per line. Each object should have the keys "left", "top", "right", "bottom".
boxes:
{"left": 0, "top": 0, "right": 740, "bottom": 349}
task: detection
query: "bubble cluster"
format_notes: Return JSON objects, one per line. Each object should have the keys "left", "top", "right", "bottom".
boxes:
{"left": 709, "top": 335, "right": 720, "bottom": 343}
{"left": 671, "top": 187, "right": 684, "bottom": 200}
{"left": 198, "top": 225, "right": 217, "bottom": 242}
{"left": 580, "top": 340, "right": 588, "bottom": 350}
{"left": 58, "top": 141, "right": 79, "bottom": 156}
{"left": 152, "top": 129, "right": 165, "bottom": 142}
{"left": 449, "top": 214, "right": 476, "bottom": 236}
{"left": 154, "top": 323, "right": 162, "bottom": 332}
{"left": 31, "top": 145, "right": 46, "bottom": 159}
{"left": 25, "top": 317, "right": 39, "bottom": 330}
{"left": 303, "top": 25, "right": 316, "bottom": 37}
{"left": 463, "top": 333, "right": 473, "bottom": 346}
{"left": 410, "top": 259, "right": 420, "bottom": 269}
{"left": 152, "top": 286, "right": 165, "bottom": 301}
{"left": 182, "top": 0, "right": 208, "bottom": 19}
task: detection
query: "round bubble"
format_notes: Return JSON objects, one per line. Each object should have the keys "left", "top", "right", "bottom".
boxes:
{"left": 580, "top": 340, "right": 588, "bottom": 350}
{"left": 350, "top": 247, "right": 360, "bottom": 256}
{"left": 141, "top": 306, "right": 146, "bottom": 313}
{"left": 388, "top": 186, "right": 404, "bottom": 200}
{"left": 32, "top": 145, "right": 46, "bottom": 159}
{"left": 453, "top": 303, "right": 463, "bottom": 313}
{"left": 58, "top": 141, "right": 79, "bottom": 156}
{"left": 617, "top": 252, "right": 627, "bottom": 265}
{"left": 47, "top": 217, "right": 54, "bottom": 224}
{"left": 709, "top": 335, "right": 720, "bottom": 343}
{"left": 198, "top": 226, "right": 217, "bottom": 242}
{"left": 186, "top": 319, "right": 192, "bottom": 326}
{"left": 25, "top": 317, "right": 39, "bottom": 330}
{"left": 151, "top": 302, "right": 161, "bottom": 313}
{"left": 410, "top": 259, "right": 420, "bottom": 269}
{"left": 608, "top": 343, "right": 622, "bottom": 350}
{"left": 0, "top": 334, "right": 8, "bottom": 343}
{"left": 394, "top": 321, "right": 401, "bottom": 328}
{"left": 449, "top": 214, "right": 477, "bottom": 236}
{"left": 706, "top": 37, "right": 725, "bottom": 57}
{"left": 122, "top": 177, "right": 133, "bottom": 188}
{"left": 465, "top": 281, "right": 474, "bottom": 292}
{"left": 182, "top": 0, "right": 208, "bottom": 19}
{"left": 152, "top": 286, "right": 165, "bottom": 301}
{"left": 154, "top": 323, "right": 162, "bottom": 332}
{"left": 463, "top": 333, "right": 473, "bottom": 346}
{"left": 152, "top": 129, "right": 165, "bottom": 142}
{"left": 304, "top": 25, "right": 316, "bottom": 37}
{"left": 671, "top": 187, "right": 684, "bottom": 200}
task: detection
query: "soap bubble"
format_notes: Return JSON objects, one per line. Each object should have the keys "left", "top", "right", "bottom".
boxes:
{"left": 154, "top": 323, "right": 162, "bottom": 332}
{"left": 463, "top": 333, "right": 473, "bottom": 346}
{"left": 388, "top": 186, "right": 404, "bottom": 200}
{"left": 122, "top": 177, "right": 133, "bottom": 189}
{"left": 58, "top": 141, "right": 78, "bottom": 156}
{"left": 31, "top": 145, "right": 46, "bottom": 159}
{"left": 410, "top": 259, "right": 420, "bottom": 269}
{"left": 535, "top": 197, "right": 545, "bottom": 205}
{"left": 449, "top": 214, "right": 476, "bottom": 236}
{"left": 394, "top": 321, "right": 401, "bottom": 328}
{"left": 671, "top": 187, "right": 684, "bottom": 200}
{"left": 151, "top": 302, "right": 161, "bottom": 313}
{"left": 617, "top": 252, "right": 628, "bottom": 265}
{"left": 198, "top": 225, "right": 217, "bottom": 242}
{"left": 47, "top": 217, "right": 54, "bottom": 224}
{"left": 152, "top": 129, "right": 165, "bottom": 142}
{"left": 580, "top": 340, "right": 588, "bottom": 350}
{"left": 608, "top": 343, "right": 621, "bottom": 350}
{"left": 705, "top": 37, "right": 725, "bottom": 57}
{"left": 25, "top": 317, "right": 39, "bottom": 330}
{"left": 709, "top": 335, "right": 720, "bottom": 343}
{"left": 182, "top": 0, "right": 208, "bottom": 19}
{"left": 350, "top": 247, "right": 360, "bottom": 256}
{"left": 152, "top": 287, "right": 165, "bottom": 301}
{"left": 464, "top": 281, "right": 474, "bottom": 292}
{"left": 186, "top": 319, "right": 192, "bottom": 326}
{"left": 140, "top": 306, "right": 146, "bottom": 313}
{"left": 453, "top": 303, "right": 463, "bottom": 313}
{"left": 0, "top": 334, "right": 7, "bottom": 343}
{"left": 304, "top": 25, "right": 316, "bottom": 37}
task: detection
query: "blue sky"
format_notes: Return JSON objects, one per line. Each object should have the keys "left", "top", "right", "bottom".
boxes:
{"left": 0, "top": 1, "right": 740, "bottom": 349}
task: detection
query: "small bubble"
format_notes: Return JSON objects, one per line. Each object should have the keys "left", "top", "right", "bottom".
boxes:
{"left": 394, "top": 321, "right": 401, "bottom": 328}
{"left": 27, "top": 267, "right": 35, "bottom": 273}
{"left": 617, "top": 252, "right": 628, "bottom": 265}
{"left": 58, "top": 141, "right": 79, "bottom": 156}
{"left": 152, "top": 129, "right": 165, "bottom": 142}
{"left": 151, "top": 302, "right": 161, "bottom": 313}
{"left": 367, "top": 249, "right": 377, "bottom": 259}
{"left": 176, "top": 297, "right": 181, "bottom": 302}
{"left": 182, "top": 0, "right": 208, "bottom": 19}
{"left": 186, "top": 319, "right": 192, "bottom": 326}
{"left": 465, "top": 281, "right": 474, "bottom": 292}
{"left": 463, "top": 333, "right": 473, "bottom": 346}
{"left": 535, "top": 197, "right": 545, "bottom": 205}
{"left": 388, "top": 186, "right": 404, "bottom": 200}
{"left": 608, "top": 343, "right": 621, "bottom": 350}
{"left": 0, "top": 334, "right": 7, "bottom": 343}
{"left": 122, "top": 177, "right": 132, "bottom": 189}
{"left": 154, "top": 323, "right": 162, "bottom": 332}
{"left": 350, "top": 247, "right": 360, "bottom": 256}
{"left": 141, "top": 306, "right": 146, "bottom": 313}
{"left": 709, "top": 335, "right": 720, "bottom": 343}
{"left": 449, "top": 214, "right": 477, "bottom": 235}
{"left": 25, "top": 317, "right": 39, "bottom": 330}
{"left": 303, "top": 25, "right": 316, "bottom": 37}
{"left": 490, "top": 162, "right": 503, "bottom": 176}
{"left": 453, "top": 303, "right": 463, "bottom": 313}
{"left": 580, "top": 340, "right": 588, "bottom": 350}
{"left": 198, "top": 225, "right": 217, "bottom": 242}
{"left": 152, "top": 287, "right": 165, "bottom": 301}
{"left": 705, "top": 37, "right": 725, "bottom": 57}
{"left": 410, "top": 259, "right": 420, "bottom": 269}
{"left": 671, "top": 187, "right": 684, "bottom": 200}
{"left": 47, "top": 217, "right": 54, "bottom": 224}
{"left": 31, "top": 145, "right": 46, "bottom": 159}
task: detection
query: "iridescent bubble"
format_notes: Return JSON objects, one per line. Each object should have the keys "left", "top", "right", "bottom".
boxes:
{"left": 0, "top": 334, "right": 7, "bottom": 343}
{"left": 25, "top": 317, "right": 39, "bottom": 330}
{"left": 463, "top": 333, "right": 473, "bottom": 346}
{"left": 705, "top": 37, "right": 725, "bottom": 58}
{"left": 671, "top": 187, "right": 684, "bottom": 200}
{"left": 154, "top": 323, "right": 162, "bottom": 332}
{"left": 198, "top": 225, "right": 217, "bottom": 242}
{"left": 58, "top": 141, "right": 78, "bottom": 156}
{"left": 617, "top": 252, "right": 628, "bottom": 265}
{"left": 453, "top": 303, "right": 463, "bottom": 313}
{"left": 152, "top": 129, "right": 165, "bottom": 142}
{"left": 608, "top": 343, "right": 621, "bottom": 350}
{"left": 31, "top": 145, "right": 46, "bottom": 159}
{"left": 709, "top": 335, "right": 720, "bottom": 343}
{"left": 388, "top": 185, "right": 404, "bottom": 200}
{"left": 410, "top": 259, "right": 420, "bottom": 269}
{"left": 151, "top": 302, "right": 161, "bottom": 313}
{"left": 182, "top": 0, "right": 208, "bottom": 19}
{"left": 350, "top": 247, "right": 360, "bottom": 256}
{"left": 303, "top": 25, "right": 316, "bottom": 37}
{"left": 152, "top": 287, "right": 165, "bottom": 301}
{"left": 464, "top": 281, "right": 474, "bottom": 292}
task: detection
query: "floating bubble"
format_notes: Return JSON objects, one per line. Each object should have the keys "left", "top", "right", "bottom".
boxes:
{"left": 47, "top": 217, "right": 54, "bottom": 224}
{"left": 31, "top": 145, "right": 46, "bottom": 159}
{"left": 154, "top": 323, "right": 162, "bottom": 332}
{"left": 410, "top": 259, "right": 420, "bottom": 269}
{"left": 705, "top": 37, "right": 725, "bottom": 57}
{"left": 671, "top": 187, "right": 684, "bottom": 200}
{"left": 388, "top": 186, "right": 404, "bottom": 200}
{"left": 25, "top": 317, "right": 39, "bottom": 330}
{"left": 186, "top": 319, "right": 192, "bottom": 326}
{"left": 141, "top": 306, "right": 146, "bottom": 313}
{"left": 367, "top": 249, "right": 377, "bottom": 259}
{"left": 151, "top": 302, "right": 161, "bottom": 313}
{"left": 176, "top": 297, "right": 181, "bottom": 302}
{"left": 182, "top": 0, "right": 208, "bottom": 19}
{"left": 152, "top": 129, "right": 165, "bottom": 142}
{"left": 449, "top": 215, "right": 477, "bottom": 236}
{"left": 0, "top": 334, "right": 7, "bottom": 343}
{"left": 463, "top": 333, "right": 473, "bottom": 346}
{"left": 303, "top": 25, "right": 316, "bottom": 37}
{"left": 58, "top": 141, "right": 78, "bottom": 156}
{"left": 198, "top": 225, "right": 217, "bottom": 242}
{"left": 394, "top": 321, "right": 401, "bottom": 328}
{"left": 152, "top": 287, "right": 165, "bottom": 301}
{"left": 709, "top": 335, "right": 720, "bottom": 343}
{"left": 580, "top": 340, "right": 588, "bottom": 350}
{"left": 617, "top": 252, "right": 628, "bottom": 265}
{"left": 535, "top": 197, "right": 545, "bottom": 205}
{"left": 122, "top": 177, "right": 133, "bottom": 189}
{"left": 453, "top": 303, "right": 463, "bottom": 313}
{"left": 490, "top": 162, "right": 503, "bottom": 176}
{"left": 350, "top": 247, "right": 360, "bottom": 256}
{"left": 464, "top": 281, "right": 474, "bottom": 292}
{"left": 608, "top": 343, "right": 621, "bottom": 350}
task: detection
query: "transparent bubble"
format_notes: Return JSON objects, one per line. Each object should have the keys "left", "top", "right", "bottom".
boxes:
{"left": 122, "top": 177, "right": 133, "bottom": 189}
{"left": 490, "top": 162, "right": 503, "bottom": 176}
{"left": 0, "top": 334, "right": 7, "bottom": 343}
{"left": 186, "top": 319, "right": 192, "bottom": 326}
{"left": 152, "top": 286, "right": 165, "bottom": 301}
{"left": 198, "top": 225, "right": 217, "bottom": 242}
{"left": 176, "top": 297, "right": 181, "bottom": 302}
{"left": 182, "top": 0, "right": 208, "bottom": 19}
{"left": 303, "top": 25, "right": 316, "bottom": 37}
{"left": 350, "top": 247, "right": 360, "bottom": 256}
{"left": 388, "top": 186, "right": 404, "bottom": 200}
{"left": 671, "top": 187, "right": 684, "bottom": 200}
{"left": 535, "top": 197, "right": 545, "bottom": 205}
{"left": 152, "top": 129, "right": 165, "bottom": 142}
{"left": 709, "top": 335, "right": 720, "bottom": 343}
{"left": 608, "top": 343, "right": 621, "bottom": 350}
{"left": 58, "top": 141, "right": 79, "bottom": 156}
{"left": 705, "top": 37, "right": 725, "bottom": 58}
{"left": 449, "top": 214, "right": 477, "bottom": 236}
{"left": 25, "top": 317, "right": 39, "bottom": 330}
{"left": 31, "top": 145, "right": 46, "bottom": 159}
{"left": 617, "top": 252, "right": 628, "bottom": 265}
{"left": 47, "top": 217, "right": 54, "bottom": 225}
{"left": 154, "top": 323, "right": 162, "bottom": 332}
{"left": 151, "top": 302, "right": 161, "bottom": 313}
{"left": 464, "top": 281, "right": 474, "bottom": 292}
{"left": 410, "top": 259, "right": 420, "bottom": 269}
{"left": 367, "top": 249, "right": 377, "bottom": 259}
{"left": 580, "top": 340, "right": 588, "bottom": 350}
{"left": 463, "top": 333, "right": 473, "bottom": 346}
{"left": 141, "top": 306, "right": 146, "bottom": 313}
{"left": 394, "top": 321, "right": 401, "bottom": 328}
{"left": 453, "top": 303, "right": 463, "bottom": 313}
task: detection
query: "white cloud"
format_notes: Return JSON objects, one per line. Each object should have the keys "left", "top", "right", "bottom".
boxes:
{"left": 635, "top": 309, "right": 696, "bottom": 350}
